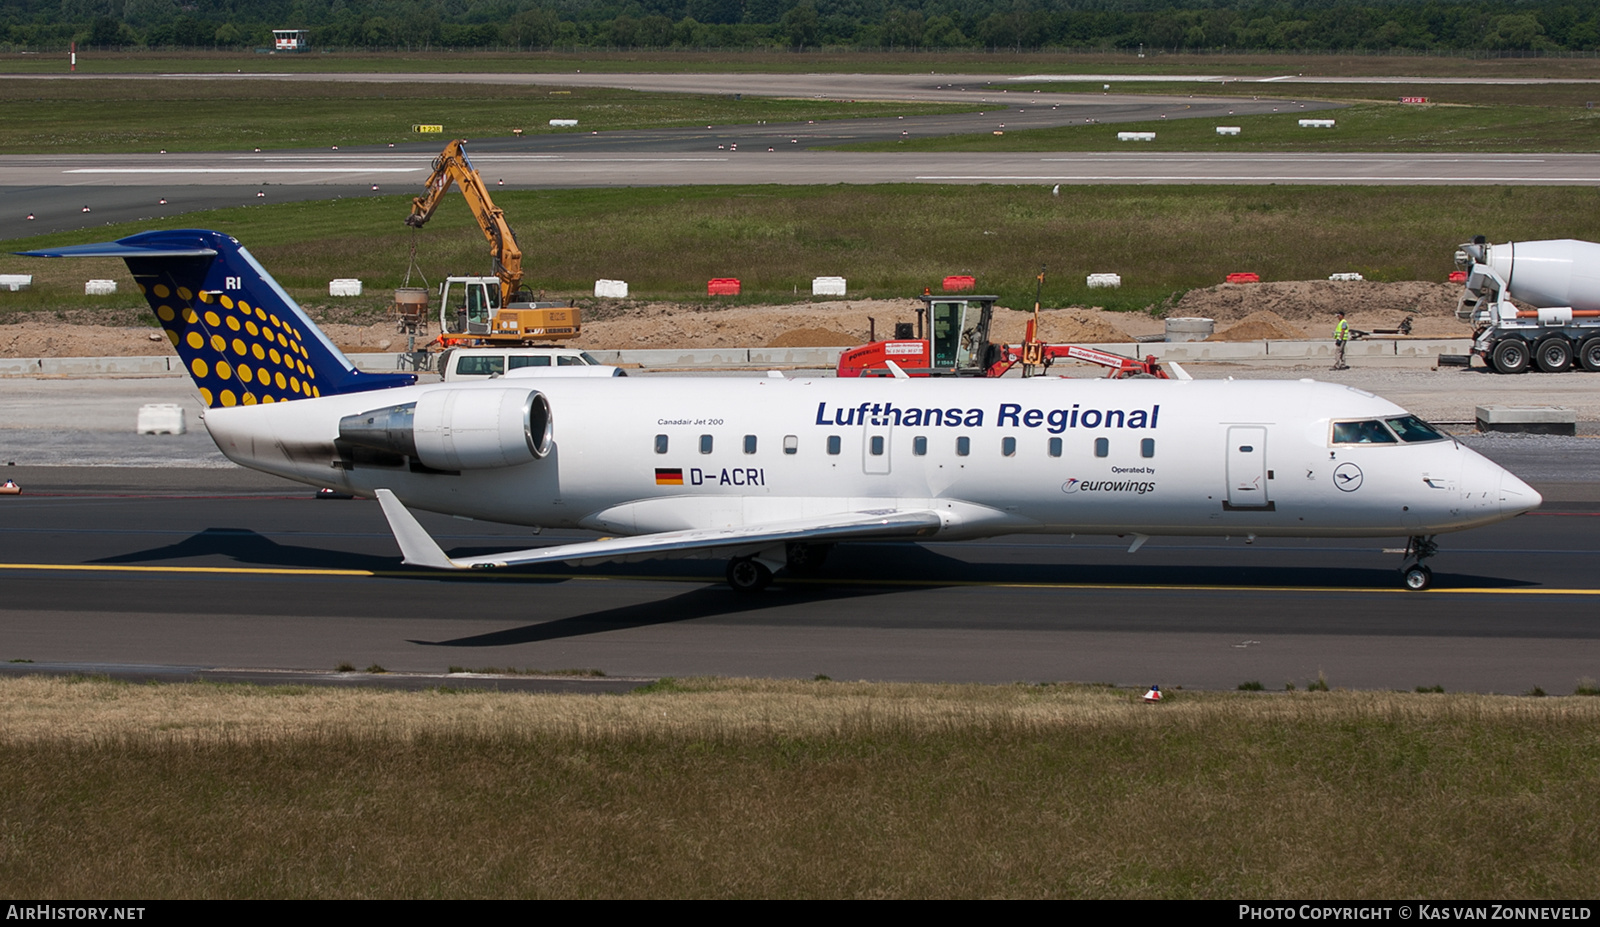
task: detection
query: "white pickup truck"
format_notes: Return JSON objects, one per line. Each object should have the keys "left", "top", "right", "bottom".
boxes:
{"left": 439, "top": 346, "right": 626, "bottom": 381}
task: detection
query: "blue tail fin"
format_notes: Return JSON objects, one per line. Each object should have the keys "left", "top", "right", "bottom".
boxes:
{"left": 18, "top": 229, "right": 414, "bottom": 408}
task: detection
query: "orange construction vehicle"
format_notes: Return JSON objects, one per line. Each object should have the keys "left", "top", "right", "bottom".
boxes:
{"left": 837, "top": 274, "right": 1179, "bottom": 380}
{"left": 405, "top": 139, "right": 579, "bottom": 345}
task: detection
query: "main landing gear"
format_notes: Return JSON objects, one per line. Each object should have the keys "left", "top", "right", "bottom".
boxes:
{"left": 725, "top": 543, "right": 834, "bottom": 593}
{"left": 1400, "top": 535, "right": 1439, "bottom": 591}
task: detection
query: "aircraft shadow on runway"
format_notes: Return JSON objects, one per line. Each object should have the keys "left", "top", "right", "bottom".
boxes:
{"left": 90, "top": 528, "right": 1532, "bottom": 587}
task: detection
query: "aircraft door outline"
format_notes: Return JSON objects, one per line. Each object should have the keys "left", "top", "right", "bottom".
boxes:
{"left": 1226, "top": 425, "right": 1271, "bottom": 509}
{"left": 863, "top": 415, "right": 892, "bottom": 475}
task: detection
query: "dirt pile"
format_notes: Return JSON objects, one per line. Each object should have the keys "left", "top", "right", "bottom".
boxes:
{"left": 766, "top": 327, "right": 860, "bottom": 348}
{"left": 0, "top": 281, "right": 1473, "bottom": 359}
{"left": 1208, "top": 310, "right": 1308, "bottom": 342}
{"left": 1168, "top": 280, "right": 1467, "bottom": 339}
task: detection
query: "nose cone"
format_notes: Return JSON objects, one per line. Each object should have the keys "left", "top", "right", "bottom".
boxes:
{"left": 1499, "top": 468, "right": 1542, "bottom": 516}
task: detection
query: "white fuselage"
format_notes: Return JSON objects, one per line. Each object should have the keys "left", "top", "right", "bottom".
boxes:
{"left": 201, "top": 376, "right": 1538, "bottom": 541}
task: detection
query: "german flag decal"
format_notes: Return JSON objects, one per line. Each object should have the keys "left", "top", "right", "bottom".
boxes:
{"left": 655, "top": 468, "right": 684, "bottom": 485}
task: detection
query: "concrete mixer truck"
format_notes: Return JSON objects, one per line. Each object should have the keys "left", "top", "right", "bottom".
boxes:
{"left": 1452, "top": 237, "right": 1600, "bottom": 373}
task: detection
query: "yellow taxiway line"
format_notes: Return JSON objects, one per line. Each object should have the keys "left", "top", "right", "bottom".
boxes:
{"left": 2, "top": 561, "right": 1598, "bottom": 595}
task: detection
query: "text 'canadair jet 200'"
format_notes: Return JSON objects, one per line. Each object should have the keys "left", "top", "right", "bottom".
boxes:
{"left": 23, "top": 230, "right": 1541, "bottom": 591}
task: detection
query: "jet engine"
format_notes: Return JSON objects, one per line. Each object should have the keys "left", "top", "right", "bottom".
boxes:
{"left": 338, "top": 387, "right": 552, "bottom": 470}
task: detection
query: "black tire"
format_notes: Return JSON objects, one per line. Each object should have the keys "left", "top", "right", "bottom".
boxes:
{"left": 1579, "top": 337, "right": 1600, "bottom": 372}
{"left": 1403, "top": 565, "right": 1433, "bottom": 591}
{"left": 726, "top": 557, "right": 773, "bottom": 594}
{"left": 784, "top": 541, "right": 833, "bottom": 577}
{"left": 1491, "top": 339, "right": 1530, "bottom": 374}
{"left": 1534, "top": 336, "right": 1573, "bottom": 373}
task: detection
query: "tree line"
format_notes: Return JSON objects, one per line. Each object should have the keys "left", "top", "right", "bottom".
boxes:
{"left": 4, "top": 1, "right": 1597, "bottom": 53}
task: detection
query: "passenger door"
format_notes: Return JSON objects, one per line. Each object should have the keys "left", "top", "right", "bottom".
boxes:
{"left": 1226, "top": 426, "right": 1271, "bottom": 508}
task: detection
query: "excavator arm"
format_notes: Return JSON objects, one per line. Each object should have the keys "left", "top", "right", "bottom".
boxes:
{"left": 405, "top": 140, "right": 524, "bottom": 301}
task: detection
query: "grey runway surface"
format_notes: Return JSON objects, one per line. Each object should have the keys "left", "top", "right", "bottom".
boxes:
{"left": 0, "top": 464, "right": 1595, "bottom": 694}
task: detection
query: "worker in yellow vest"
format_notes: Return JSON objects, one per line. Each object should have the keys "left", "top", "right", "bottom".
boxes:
{"left": 1333, "top": 312, "right": 1351, "bottom": 370}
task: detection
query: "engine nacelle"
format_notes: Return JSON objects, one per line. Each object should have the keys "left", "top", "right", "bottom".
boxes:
{"left": 1475, "top": 239, "right": 1600, "bottom": 310}
{"left": 339, "top": 387, "right": 552, "bottom": 470}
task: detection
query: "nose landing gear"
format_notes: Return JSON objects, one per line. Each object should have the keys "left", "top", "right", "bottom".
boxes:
{"left": 1400, "top": 535, "right": 1439, "bottom": 590}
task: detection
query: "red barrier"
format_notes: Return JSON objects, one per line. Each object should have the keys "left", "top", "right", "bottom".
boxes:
{"left": 707, "top": 278, "right": 741, "bottom": 296}
{"left": 1225, "top": 272, "right": 1260, "bottom": 284}
{"left": 1448, "top": 271, "right": 1468, "bottom": 283}
{"left": 942, "top": 275, "right": 976, "bottom": 292}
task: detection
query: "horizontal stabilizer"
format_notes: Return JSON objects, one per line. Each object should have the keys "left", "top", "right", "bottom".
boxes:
{"left": 374, "top": 489, "right": 942, "bottom": 571}
{"left": 17, "top": 242, "right": 216, "bottom": 259}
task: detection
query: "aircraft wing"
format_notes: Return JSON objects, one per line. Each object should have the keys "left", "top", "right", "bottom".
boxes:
{"left": 375, "top": 489, "right": 942, "bottom": 570}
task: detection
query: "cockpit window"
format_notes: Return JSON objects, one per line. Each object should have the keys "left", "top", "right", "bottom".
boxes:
{"left": 1384, "top": 415, "right": 1448, "bottom": 443}
{"left": 1331, "top": 420, "right": 1398, "bottom": 444}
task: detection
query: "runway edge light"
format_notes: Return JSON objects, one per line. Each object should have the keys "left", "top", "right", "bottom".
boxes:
{"left": 1142, "top": 685, "right": 1163, "bottom": 703}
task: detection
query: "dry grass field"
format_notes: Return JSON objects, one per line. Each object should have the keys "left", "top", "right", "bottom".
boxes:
{"left": 2, "top": 675, "right": 1597, "bottom": 898}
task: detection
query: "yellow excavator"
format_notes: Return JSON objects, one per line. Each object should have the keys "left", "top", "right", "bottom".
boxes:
{"left": 404, "top": 139, "right": 579, "bottom": 345}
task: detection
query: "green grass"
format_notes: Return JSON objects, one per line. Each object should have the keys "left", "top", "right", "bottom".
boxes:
{"left": 1, "top": 675, "right": 1597, "bottom": 897}
{"left": 8, "top": 48, "right": 1600, "bottom": 79}
{"left": 843, "top": 101, "right": 1600, "bottom": 153}
{"left": 8, "top": 183, "right": 1600, "bottom": 316}
{"left": 0, "top": 78, "right": 970, "bottom": 154}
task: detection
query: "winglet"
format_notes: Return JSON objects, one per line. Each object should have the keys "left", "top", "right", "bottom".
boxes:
{"left": 884, "top": 360, "right": 910, "bottom": 380}
{"left": 375, "top": 489, "right": 459, "bottom": 569}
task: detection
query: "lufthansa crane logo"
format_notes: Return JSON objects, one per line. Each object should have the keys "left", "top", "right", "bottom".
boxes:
{"left": 1333, "top": 462, "right": 1364, "bottom": 492}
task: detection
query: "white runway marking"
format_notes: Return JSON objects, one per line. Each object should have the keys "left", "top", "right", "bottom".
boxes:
{"left": 916, "top": 175, "right": 1599, "bottom": 183}
{"left": 63, "top": 168, "right": 426, "bottom": 174}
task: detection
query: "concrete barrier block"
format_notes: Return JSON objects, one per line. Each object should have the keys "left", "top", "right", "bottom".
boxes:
{"left": 747, "top": 347, "right": 847, "bottom": 367}
{"left": 1299, "top": 119, "right": 1336, "bottom": 128}
{"left": 1118, "top": 132, "right": 1155, "bottom": 141}
{"left": 1086, "top": 273, "right": 1121, "bottom": 288}
{"left": 329, "top": 278, "right": 363, "bottom": 297}
{"left": 594, "top": 279, "right": 629, "bottom": 298}
{"left": 1328, "top": 272, "right": 1365, "bottom": 282}
{"left": 85, "top": 279, "right": 117, "bottom": 295}
{"left": 1397, "top": 339, "right": 1473, "bottom": 357}
{"left": 1477, "top": 405, "right": 1576, "bottom": 435}
{"left": 812, "top": 276, "right": 847, "bottom": 297}
{"left": 1216, "top": 126, "right": 1241, "bottom": 135}
{"left": 0, "top": 274, "right": 32, "bottom": 291}
{"left": 549, "top": 119, "right": 578, "bottom": 127}
{"left": 136, "top": 403, "right": 186, "bottom": 435}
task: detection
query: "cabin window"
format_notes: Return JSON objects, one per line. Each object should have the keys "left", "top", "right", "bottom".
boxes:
{"left": 508, "top": 355, "right": 550, "bottom": 369}
{"left": 827, "top": 435, "right": 841, "bottom": 455}
{"left": 454, "top": 355, "right": 504, "bottom": 377}
{"left": 956, "top": 436, "right": 970, "bottom": 457}
{"left": 744, "top": 435, "right": 757, "bottom": 454}
{"left": 700, "top": 435, "right": 714, "bottom": 454}
{"left": 870, "top": 436, "right": 885, "bottom": 456}
{"left": 1331, "top": 420, "right": 1398, "bottom": 445}
{"left": 556, "top": 355, "right": 585, "bottom": 366}
{"left": 1385, "top": 415, "right": 1447, "bottom": 443}
{"left": 1048, "top": 437, "right": 1062, "bottom": 458}
{"left": 913, "top": 436, "right": 927, "bottom": 456}
{"left": 1094, "top": 438, "right": 1109, "bottom": 458}
{"left": 1141, "top": 438, "right": 1155, "bottom": 458}
{"left": 654, "top": 434, "right": 668, "bottom": 454}
{"left": 784, "top": 435, "right": 798, "bottom": 455}
{"left": 1001, "top": 437, "right": 1016, "bottom": 457}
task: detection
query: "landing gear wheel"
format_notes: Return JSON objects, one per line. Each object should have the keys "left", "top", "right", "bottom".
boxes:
{"left": 1491, "top": 339, "right": 1530, "bottom": 374}
{"left": 1400, "top": 535, "right": 1438, "bottom": 591}
{"left": 1535, "top": 336, "right": 1573, "bottom": 373}
{"left": 1579, "top": 337, "right": 1600, "bottom": 372}
{"left": 726, "top": 557, "right": 773, "bottom": 594}
{"left": 784, "top": 541, "right": 833, "bottom": 578}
